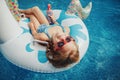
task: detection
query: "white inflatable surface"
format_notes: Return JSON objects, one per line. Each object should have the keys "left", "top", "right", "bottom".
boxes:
{"left": 0, "top": 0, "right": 89, "bottom": 73}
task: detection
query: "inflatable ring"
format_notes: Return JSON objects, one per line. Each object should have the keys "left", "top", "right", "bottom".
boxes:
{"left": 0, "top": 0, "right": 89, "bottom": 73}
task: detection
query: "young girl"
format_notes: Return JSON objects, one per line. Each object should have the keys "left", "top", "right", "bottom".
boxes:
{"left": 20, "top": 6, "right": 80, "bottom": 68}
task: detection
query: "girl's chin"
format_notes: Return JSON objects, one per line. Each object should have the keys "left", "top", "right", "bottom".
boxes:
{"left": 51, "top": 33, "right": 61, "bottom": 43}
{"left": 53, "top": 33, "right": 68, "bottom": 40}
{"left": 51, "top": 33, "right": 56, "bottom": 39}
{"left": 52, "top": 32, "right": 59, "bottom": 39}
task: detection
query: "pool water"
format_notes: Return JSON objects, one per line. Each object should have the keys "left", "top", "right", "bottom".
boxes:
{"left": 0, "top": 0, "right": 120, "bottom": 80}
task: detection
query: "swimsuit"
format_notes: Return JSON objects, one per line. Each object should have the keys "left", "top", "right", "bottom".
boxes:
{"left": 37, "top": 24, "right": 66, "bottom": 39}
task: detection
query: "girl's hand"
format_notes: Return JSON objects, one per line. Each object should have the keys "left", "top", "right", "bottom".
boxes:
{"left": 49, "top": 15, "right": 56, "bottom": 22}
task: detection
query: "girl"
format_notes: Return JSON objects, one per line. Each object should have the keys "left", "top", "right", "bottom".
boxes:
{"left": 20, "top": 6, "right": 80, "bottom": 68}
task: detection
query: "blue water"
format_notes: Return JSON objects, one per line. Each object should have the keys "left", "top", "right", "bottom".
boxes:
{"left": 0, "top": 0, "right": 120, "bottom": 80}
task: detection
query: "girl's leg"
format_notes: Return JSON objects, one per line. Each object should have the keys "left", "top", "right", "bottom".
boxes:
{"left": 28, "top": 22, "right": 45, "bottom": 40}
{"left": 20, "top": 6, "right": 49, "bottom": 25}
{"left": 19, "top": 8, "right": 33, "bottom": 14}
{"left": 26, "top": 14, "right": 40, "bottom": 30}
{"left": 28, "top": 22, "right": 37, "bottom": 36}
{"left": 30, "top": 6, "right": 49, "bottom": 25}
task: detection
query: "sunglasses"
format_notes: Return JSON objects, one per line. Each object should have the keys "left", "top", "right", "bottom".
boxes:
{"left": 55, "top": 36, "right": 75, "bottom": 50}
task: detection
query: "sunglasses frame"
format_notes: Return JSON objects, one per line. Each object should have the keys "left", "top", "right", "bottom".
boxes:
{"left": 55, "top": 36, "right": 75, "bottom": 51}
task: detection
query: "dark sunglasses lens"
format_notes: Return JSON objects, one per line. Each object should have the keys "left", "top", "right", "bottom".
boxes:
{"left": 66, "top": 37, "right": 71, "bottom": 42}
{"left": 58, "top": 42, "right": 64, "bottom": 47}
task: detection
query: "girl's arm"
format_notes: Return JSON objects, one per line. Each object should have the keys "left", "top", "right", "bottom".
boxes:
{"left": 33, "top": 33, "right": 49, "bottom": 41}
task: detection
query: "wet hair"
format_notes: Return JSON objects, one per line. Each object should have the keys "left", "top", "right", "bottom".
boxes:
{"left": 46, "top": 40, "right": 79, "bottom": 68}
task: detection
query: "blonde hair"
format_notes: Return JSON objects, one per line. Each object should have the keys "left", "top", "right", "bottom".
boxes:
{"left": 46, "top": 40, "right": 79, "bottom": 68}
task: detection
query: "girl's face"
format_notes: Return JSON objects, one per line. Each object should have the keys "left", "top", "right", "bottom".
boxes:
{"left": 52, "top": 32, "right": 77, "bottom": 53}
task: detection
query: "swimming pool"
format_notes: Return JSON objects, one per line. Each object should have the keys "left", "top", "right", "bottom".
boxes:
{"left": 0, "top": 0, "right": 120, "bottom": 80}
